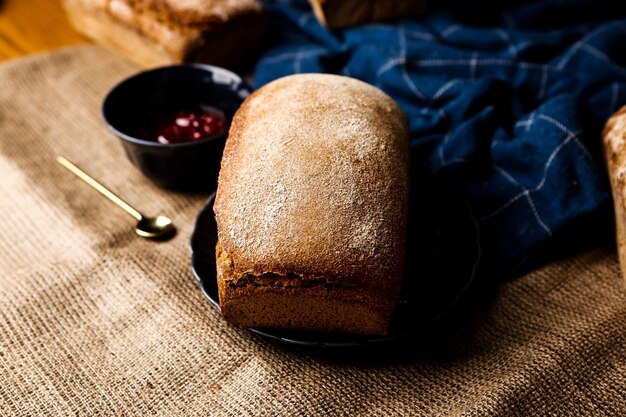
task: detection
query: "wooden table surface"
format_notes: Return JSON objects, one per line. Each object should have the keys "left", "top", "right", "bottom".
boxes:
{"left": 0, "top": 0, "right": 86, "bottom": 61}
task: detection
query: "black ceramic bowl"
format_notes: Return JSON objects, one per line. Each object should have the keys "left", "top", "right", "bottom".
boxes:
{"left": 102, "top": 64, "right": 251, "bottom": 191}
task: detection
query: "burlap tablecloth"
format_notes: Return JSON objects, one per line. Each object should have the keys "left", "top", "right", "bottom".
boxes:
{"left": 0, "top": 46, "right": 624, "bottom": 416}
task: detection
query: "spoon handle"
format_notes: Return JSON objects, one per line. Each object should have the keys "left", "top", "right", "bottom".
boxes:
{"left": 56, "top": 156, "right": 143, "bottom": 222}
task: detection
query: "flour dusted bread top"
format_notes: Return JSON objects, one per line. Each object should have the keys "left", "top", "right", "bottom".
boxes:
{"left": 214, "top": 74, "right": 409, "bottom": 297}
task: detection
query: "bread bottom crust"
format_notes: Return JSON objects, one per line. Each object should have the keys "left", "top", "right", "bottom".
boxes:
{"left": 218, "top": 283, "right": 391, "bottom": 336}
{"left": 216, "top": 242, "right": 394, "bottom": 336}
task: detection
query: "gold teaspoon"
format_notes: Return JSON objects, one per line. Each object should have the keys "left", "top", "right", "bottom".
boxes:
{"left": 56, "top": 156, "right": 175, "bottom": 239}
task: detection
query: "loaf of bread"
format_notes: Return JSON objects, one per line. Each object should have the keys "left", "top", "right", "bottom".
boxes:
{"left": 308, "top": 0, "right": 427, "bottom": 29}
{"left": 214, "top": 74, "right": 409, "bottom": 335}
{"left": 603, "top": 105, "right": 626, "bottom": 283}
{"left": 62, "top": 0, "right": 265, "bottom": 68}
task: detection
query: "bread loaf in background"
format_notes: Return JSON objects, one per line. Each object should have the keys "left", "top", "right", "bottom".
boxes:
{"left": 62, "top": 0, "right": 265, "bottom": 69}
{"left": 214, "top": 74, "right": 409, "bottom": 335}
{"left": 603, "top": 105, "right": 626, "bottom": 283}
{"left": 308, "top": 0, "right": 427, "bottom": 29}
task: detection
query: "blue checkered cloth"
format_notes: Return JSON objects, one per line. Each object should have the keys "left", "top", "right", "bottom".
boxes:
{"left": 253, "top": 0, "right": 626, "bottom": 276}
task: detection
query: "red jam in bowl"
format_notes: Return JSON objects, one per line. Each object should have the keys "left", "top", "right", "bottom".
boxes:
{"left": 149, "top": 109, "right": 227, "bottom": 144}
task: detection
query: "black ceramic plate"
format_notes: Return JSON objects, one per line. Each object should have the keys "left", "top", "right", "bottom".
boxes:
{"left": 190, "top": 182, "right": 480, "bottom": 348}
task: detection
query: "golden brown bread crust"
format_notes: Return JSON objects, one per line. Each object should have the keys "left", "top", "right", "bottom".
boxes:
{"left": 125, "top": 0, "right": 263, "bottom": 27}
{"left": 214, "top": 74, "right": 409, "bottom": 335}
{"left": 308, "top": 0, "right": 427, "bottom": 29}
{"left": 602, "top": 105, "right": 626, "bottom": 284}
{"left": 63, "top": 0, "right": 265, "bottom": 68}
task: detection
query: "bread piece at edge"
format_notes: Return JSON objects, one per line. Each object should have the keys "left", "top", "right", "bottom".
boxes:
{"left": 602, "top": 105, "right": 626, "bottom": 284}
{"left": 65, "top": 1, "right": 177, "bottom": 67}
{"left": 63, "top": 0, "right": 265, "bottom": 68}
{"left": 308, "top": 0, "right": 427, "bottom": 29}
{"left": 124, "top": 0, "right": 263, "bottom": 28}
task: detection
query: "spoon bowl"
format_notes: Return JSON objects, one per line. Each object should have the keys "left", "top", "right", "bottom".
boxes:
{"left": 136, "top": 215, "right": 175, "bottom": 238}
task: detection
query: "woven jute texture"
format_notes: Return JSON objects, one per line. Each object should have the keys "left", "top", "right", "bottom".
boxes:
{"left": 0, "top": 46, "right": 625, "bottom": 416}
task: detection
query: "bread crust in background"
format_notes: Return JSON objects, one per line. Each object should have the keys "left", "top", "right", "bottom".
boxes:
{"left": 63, "top": 0, "right": 265, "bottom": 68}
{"left": 119, "top": 0, "right": 262, "bottom": 27}
{"left": 308, "top": 0, "right": 427, "bottom": 29}
{"left": 602, "top": 105, "right": 626, "bottom": 284}
{"left": 214, "top": 74, "right": 409, "bottom": 335}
